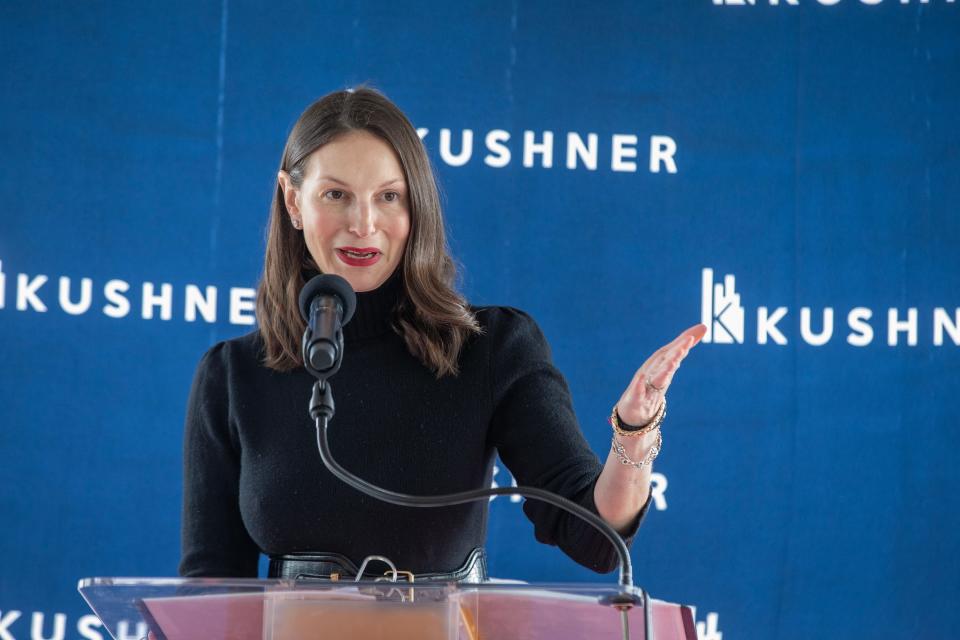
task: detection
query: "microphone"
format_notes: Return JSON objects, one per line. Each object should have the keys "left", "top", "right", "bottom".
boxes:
{"left": 298, "top": 274, "right": 357, "bottom": 377}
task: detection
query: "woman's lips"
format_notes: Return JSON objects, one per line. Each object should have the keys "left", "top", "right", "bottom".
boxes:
{"left": 336, "top": 247, "right": 382, "bottom": 267}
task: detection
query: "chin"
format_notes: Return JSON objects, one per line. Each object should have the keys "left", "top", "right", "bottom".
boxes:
{"left": 343, "top": 272, "right": 387, "bottom": 293}
{"left": 317, "top": 259, "right": 394, "bottom": 292}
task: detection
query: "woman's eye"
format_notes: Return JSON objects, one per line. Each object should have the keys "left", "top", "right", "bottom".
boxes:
{"left": 324, "top": 190, "right": 344, "bottom": 201}
{"left": 383, "top": 191, "right": 400, "bottom": 203}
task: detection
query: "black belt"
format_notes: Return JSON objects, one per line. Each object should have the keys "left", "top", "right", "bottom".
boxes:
{"left": 268, "top": 547, "right": 488, "bottom": 583}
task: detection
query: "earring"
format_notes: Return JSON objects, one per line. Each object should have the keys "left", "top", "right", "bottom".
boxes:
{"left": 291, "top": 218, "right": 302, "bottom": 229}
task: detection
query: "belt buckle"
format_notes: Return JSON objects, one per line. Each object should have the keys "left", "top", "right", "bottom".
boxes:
{"left": 353, "top": 555, "right": 416, "bottom": 602}
{"left": 379, "top": 568, "right": 415, "bottom": 602}
{"left": 383, "top": 569, "right": 415, "bottom": 583}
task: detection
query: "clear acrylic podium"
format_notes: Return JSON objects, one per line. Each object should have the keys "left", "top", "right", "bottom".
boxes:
{"left": 79, "top": 577, "right": 696, "bottom": 639}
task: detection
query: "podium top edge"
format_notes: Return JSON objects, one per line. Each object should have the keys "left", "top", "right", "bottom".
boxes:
{"left": 77, "top": 576, "right": 645, "bottom": 595}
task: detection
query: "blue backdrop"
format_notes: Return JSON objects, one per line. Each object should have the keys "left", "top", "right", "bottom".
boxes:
{"left": 1, "top": 1, "right": 958, "bottom": 638}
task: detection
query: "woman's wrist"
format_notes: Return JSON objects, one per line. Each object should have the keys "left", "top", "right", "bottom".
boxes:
{"left": 610, "top": 397, "right": 667, "bottom": 437}
{"left": 611, "top": 428, "right": 662, "bottom": 470}
{"left": 609, "top": 399, "right": 665, "bottom": 469}
{"left": 615, "top": 428, "right": 660, "bottom": 454}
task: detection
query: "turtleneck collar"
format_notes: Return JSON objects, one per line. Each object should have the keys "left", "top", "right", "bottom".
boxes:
{"left": 342, "top": 270, "right": 403, "bottom": 342}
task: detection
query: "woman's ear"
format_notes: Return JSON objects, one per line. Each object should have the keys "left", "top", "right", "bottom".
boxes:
{"left": 277, "top": 170, "right": 300, "bottom": 217}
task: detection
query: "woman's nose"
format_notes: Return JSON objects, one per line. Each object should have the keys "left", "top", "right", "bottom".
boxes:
{"left": 348, "top": 200, "right": 376, "bottom": 237}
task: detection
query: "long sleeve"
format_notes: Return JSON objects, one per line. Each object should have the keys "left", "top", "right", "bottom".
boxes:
{"left": 178, "top": 343, "right": 260, "bottom": 577}
{"left": 485, "top": 307, "right": 650, "bottom": 573}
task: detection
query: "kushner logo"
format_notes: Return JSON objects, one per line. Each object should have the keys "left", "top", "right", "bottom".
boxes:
{"left": 701, "top": 269, "right": 745, "bottom": 344}
{"left": 700, "top": 268, "right": 959, "bottom": 347}
{"left": 415, "top": 127, "right": 679, "bottom": 175}
{"left": 0, "top": 259, "right": 256, "bottom": 326}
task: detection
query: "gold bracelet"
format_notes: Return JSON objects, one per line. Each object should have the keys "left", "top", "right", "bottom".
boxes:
{"left": 611, "top": 428, "right": 662, "bottom": 469}
{"left": 609, "top": 397, "right": 666, "bottom": 437}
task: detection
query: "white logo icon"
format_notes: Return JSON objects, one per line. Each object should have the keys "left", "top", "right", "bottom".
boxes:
{"left": 701, "top": 268, "right": 744, "bottom": 344}
{"left": 692, "top": 609, "right": 722, "bottom": 640}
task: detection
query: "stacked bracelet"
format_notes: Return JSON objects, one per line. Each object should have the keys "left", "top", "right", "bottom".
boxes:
{"left": 609, "top": 397, "right": 666, "bottom": 437}
{"left": 612, "top": 429, "right": 662, "bottom": 469}
{"left": 608, "top": 397, "right": 666, "bottom": 469}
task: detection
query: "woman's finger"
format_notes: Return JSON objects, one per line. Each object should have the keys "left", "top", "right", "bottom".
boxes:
{"left": 686, "top": 323, "right": 708, "bottom": 343}
{"left": 626, "top": 323, "right": 707, "bottom": 399}
{"left": 631, "top": 347, "right": 681, "bottom": 397}
{"left": 648, "top": 361, "right": 677, "bottom": 390}
{"left": 647, "top": 341, "right": 695, "bottom": 389}
{"left": 644, "top": 324, "right": 705, "bottom": 365}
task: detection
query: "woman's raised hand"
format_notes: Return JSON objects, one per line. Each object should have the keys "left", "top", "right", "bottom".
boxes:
{"left": 615, "top": 324, "right": 707, "bottom": 426}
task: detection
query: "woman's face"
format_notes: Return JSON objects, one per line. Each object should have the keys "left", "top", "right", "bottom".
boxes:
{"left": 279, "top": 130, "right": 411, "bottom": 292}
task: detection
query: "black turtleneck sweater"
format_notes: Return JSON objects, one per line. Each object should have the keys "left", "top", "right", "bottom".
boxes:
{"left": 179, "top": 276, "right": 649, "bottom": 578}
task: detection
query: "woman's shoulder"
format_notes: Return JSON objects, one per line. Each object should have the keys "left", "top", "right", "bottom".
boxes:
{"left": 193, "top": 329, "right": 264, "bottom": 376}
{"left": 471, "top": 305, "right": 540, "bottom": 333}
{"left": 469, "top": 305, "right": 550, "bottom": 354}
{"left": 186, "top": 330, "right": 265, "bottom": 411}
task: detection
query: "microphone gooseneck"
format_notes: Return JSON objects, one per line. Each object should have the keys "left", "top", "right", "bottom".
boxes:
{"left": 298, "top": 275, "right": 646, "bottom": 623}
{"left": 311, "top": 411, "right": 640, "bottom": 592}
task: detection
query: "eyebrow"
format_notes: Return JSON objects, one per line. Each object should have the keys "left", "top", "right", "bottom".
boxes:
{"left": 317, "top": 176, "right": 405, "bottom": 189}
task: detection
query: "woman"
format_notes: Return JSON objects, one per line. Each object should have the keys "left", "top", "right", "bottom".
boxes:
{"left": 179, "top": 87, "right": 704, "bottom": 581}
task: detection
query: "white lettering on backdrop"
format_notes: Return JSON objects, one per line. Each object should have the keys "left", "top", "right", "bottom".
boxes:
{"left": 700, "top": 268, "right": 958, "bottom": 347}
{"left": 417, "top": 128, "right": 679, "bottom": 174}
{"left": 0, "top": 259, "right": 256, "bottom": 326}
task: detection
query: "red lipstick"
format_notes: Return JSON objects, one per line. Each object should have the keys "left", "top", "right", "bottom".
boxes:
{"left": 336, "top": 246, "right": 382, "bottom": 267}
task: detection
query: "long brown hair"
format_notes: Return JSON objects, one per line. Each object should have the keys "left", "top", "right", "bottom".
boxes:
{"left": 255, "top": 88, "right": 480, "bottom": 377}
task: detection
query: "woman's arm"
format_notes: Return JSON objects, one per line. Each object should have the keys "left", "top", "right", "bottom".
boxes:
{"left": 179, "top": 343, "right": 260, "bottom": 578}
{"left": 594, "top": 324, "right": 706, "bottom": 531}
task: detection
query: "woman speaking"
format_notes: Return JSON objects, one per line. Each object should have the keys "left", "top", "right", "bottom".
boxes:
{"left": 179, "top": 87, "right": 704, "bottom": 581}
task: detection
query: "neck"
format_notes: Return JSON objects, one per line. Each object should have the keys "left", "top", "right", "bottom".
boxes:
{"left": 342, "top": 271, "right": 402, "bottom": 341}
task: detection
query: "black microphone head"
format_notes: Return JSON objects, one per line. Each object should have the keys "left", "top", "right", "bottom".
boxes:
{"left": 299, "top": 274, "right": 357, "bottom": 325}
